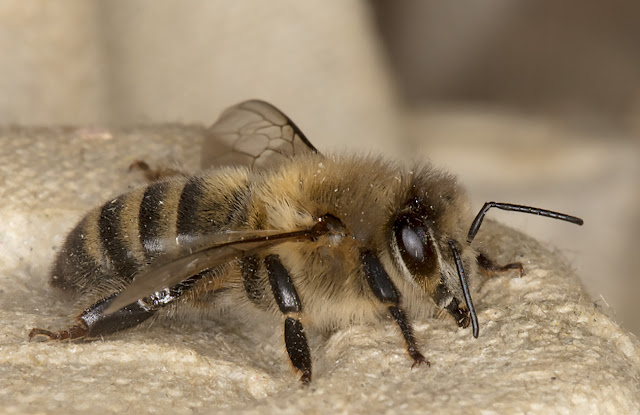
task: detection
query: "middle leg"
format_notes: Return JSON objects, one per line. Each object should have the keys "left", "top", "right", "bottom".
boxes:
{"left": 263, "top": 254, "right": 313, "bottom": 384}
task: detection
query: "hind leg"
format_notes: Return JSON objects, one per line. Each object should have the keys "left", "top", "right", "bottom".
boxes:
{"left": 30, "top": 274, "right": 204, "bottom": 341}
{"left": 29, "top": 293, "right": 156, "bottom": 341}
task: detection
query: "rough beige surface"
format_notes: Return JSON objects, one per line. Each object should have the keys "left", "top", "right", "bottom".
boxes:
{"left": 1, "top": 127, "right": 639, "bottom": 414}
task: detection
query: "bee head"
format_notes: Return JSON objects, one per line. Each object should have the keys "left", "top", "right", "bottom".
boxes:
{"left": 390, "top": 190, "right": 584, "bottom": 339}
{"left": 390, "top": 196, "right": 478, "bottom": 336}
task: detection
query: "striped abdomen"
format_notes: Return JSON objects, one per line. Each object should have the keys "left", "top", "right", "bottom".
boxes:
{"left": 50, "top": 169, "right": 251, "bottom": 295}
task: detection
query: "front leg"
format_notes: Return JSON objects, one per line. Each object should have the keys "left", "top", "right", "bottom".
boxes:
{"left": 360, "top": 250, "right": 430, "bottom": 367}
{"left": 264, "top": 254, "right": 312, "bottom": 384}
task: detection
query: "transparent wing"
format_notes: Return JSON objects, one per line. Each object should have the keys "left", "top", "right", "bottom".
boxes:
{"left": 201, "top": 100, "right": 319, "bottom": 170}
{"left": 105, "top": 226, "right": 324, "bottom": 314}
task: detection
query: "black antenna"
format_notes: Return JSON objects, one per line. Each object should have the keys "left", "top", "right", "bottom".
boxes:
{"left": 467, "top": 202, "right": 583, "bottom": 244}
{"left": 448, "top": 240, "right": 479, "bottom": 338}
{"left": 456, "top": 201, "right": 583, "bottom": 338}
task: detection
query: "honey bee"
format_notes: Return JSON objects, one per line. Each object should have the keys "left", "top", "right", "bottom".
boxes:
{"left": 29, "top": 100, "right": 583, "bottom": 384}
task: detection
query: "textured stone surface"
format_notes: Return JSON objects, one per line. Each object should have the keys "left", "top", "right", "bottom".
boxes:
{"left": 0, "top": 126, "right": 638, "bottom": 414}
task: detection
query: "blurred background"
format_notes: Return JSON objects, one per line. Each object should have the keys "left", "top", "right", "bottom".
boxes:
{"left": 1, "top": 1, "right": 638, "bottom": 335}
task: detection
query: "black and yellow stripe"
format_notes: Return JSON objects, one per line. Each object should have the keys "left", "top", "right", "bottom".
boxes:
{"left": 50, "top": 169, "right": 252, "bottom": 296}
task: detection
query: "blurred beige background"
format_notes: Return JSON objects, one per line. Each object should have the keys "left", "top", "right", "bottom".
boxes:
{"left": 1, "top": 0, "right": 639, "bottom": 341}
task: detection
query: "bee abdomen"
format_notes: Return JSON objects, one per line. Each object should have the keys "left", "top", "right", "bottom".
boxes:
{"left": 175, "top": 174, "right": 251, "bottom": 237}
{"left": 138, "top": 180, "right": 180, "bottom": 259}
{"left": 50, "top": 187, "right": 152, "bottom": 295}
{"left": 50, "top": 215, "right": 110, "bottom": 294}
{"left": 99, "top": 195, "right": 143, "bottom": 281}
{"left": 50, "top": 169, "right": 252, "bottom": 296}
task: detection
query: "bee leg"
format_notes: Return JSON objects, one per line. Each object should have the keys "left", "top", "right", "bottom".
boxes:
{"left": 477, "top": 253, "right": 524, "bottom": 278}
{"left": 388, "top": 306, "right": 430, "bottom": 368}
{"left": 264, "top": 254, "right": 312, "bottom": 384}
{"left": 30, "top": 273, "right": 204, "bottom": 342}
{"left": 284, "top": 317, "right": 312, "bottom": 384}
{"left": 129, "top": 160, "right": 186, "bottom": 182}
{"left": 29, "top": 292, "right": 156, "bottom": 341}
{"left": 443, "top": 297, "right": 471, "bottom": 329}
{"left": 360, "top": 250, "right": 430, "bottom": 368}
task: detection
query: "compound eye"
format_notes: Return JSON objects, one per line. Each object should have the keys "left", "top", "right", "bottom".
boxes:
{"left": 394, "top": 213, "right": 438, "bottom": 276}
{"left": 401, "top": 227, "right": 425, "bottom": 262}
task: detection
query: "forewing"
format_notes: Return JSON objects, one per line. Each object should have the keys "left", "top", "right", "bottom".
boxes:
{"left": 104, "top": 227, "right": 317, "bottom": 314}
{"left": 202, "top": 100, "right": 319, "bottom": 170}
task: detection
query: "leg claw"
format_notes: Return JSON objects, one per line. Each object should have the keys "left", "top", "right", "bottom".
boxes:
{"left": 410, "top": 351, "right": 431, "bottom": 368}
